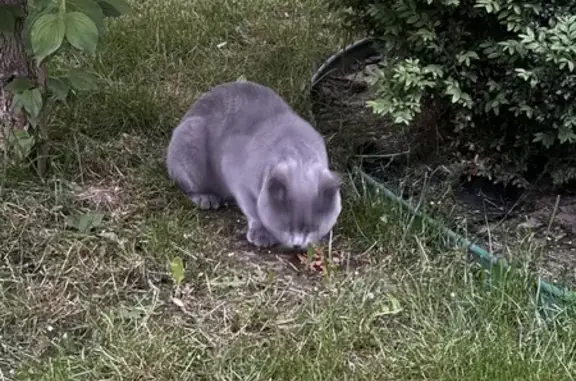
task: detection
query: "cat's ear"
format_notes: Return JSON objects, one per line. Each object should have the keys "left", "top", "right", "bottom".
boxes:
{"left": 317, "top": 170, "right": 341, "bottom": 212}
{"left": 267, "top": 173, "right": 288, "bottom": 204}
{"left": 321, "top": 170, "right": 342, "bottom": 197}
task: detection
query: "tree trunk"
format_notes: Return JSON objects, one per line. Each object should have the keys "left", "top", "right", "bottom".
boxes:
{"left": 0, "top": 0, "right": 46, "bottom": 159}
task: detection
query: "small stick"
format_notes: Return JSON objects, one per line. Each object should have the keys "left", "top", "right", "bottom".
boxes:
{"left": 546, "top": 195, "right": 561, "bottom": 235}
{"left": 355, "top": 150, "right": 410, "bottom": 158}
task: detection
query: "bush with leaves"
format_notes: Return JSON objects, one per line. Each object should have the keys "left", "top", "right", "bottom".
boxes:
{"left": 329, "top": 0, "right": 576, "bottom": 187}
{"left": 0, "top": 0, "right": 131, "bottom": 173}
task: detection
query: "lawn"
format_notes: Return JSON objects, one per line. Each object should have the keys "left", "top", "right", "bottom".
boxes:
{"left": 2, "top": 0, "right": 576, "bottom": 380}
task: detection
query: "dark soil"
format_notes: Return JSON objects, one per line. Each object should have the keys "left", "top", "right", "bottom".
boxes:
{"left": 310, "top": 50, "right": 576, "bottom": 290}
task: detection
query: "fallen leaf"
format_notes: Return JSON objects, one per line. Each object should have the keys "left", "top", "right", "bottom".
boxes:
{"left": 376, "top": 294, "right": 403, "bottom": 316}
{"left": 171, "top": 297, "right": 185, "bottom": 308}
{"left": 170, "top": 256, "right": 185, "bottom": 286}
{"left": 65, "top": 212, "right": 104, "bottom": 233}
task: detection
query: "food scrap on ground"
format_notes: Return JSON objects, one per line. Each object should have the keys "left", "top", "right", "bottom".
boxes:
{"left": 295, "top": 245, "right": 340, "bottom": 273}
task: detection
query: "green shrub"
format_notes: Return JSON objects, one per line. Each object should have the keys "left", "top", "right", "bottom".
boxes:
{"left": 329, "top": 0, "right": 576, "bottom": 187}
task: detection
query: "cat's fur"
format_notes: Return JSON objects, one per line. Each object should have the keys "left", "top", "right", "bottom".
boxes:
{"left": 166, "top": 81, "right": 342, "bottom": 248}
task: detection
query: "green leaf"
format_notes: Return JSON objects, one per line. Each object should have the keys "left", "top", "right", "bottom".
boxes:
{"left": 0, "top": 6, "right": 16, "bottom": 34}
{"left": 5, "top": 4, "right": 25, "bottom": 18}
{"left": 0, "top": 4, "right": 25, "bottom": 34}
{"left": 6, "top": 130, "right": 36, "bottom": 161}
{"left": 377, "top": 294, "right": 403, "bottom": 316}
{"left": 66, "top": 0, "right": 106, "bottom": 33}
{"left": 7, "top": 77, "right": 35, "bottom": 94}
{"left": 170, "top": 257, "right": 185, "bottom": 286}
{"left": 66, "top": 212, "right": 104, "bottom": 233}
{"left": 533, "top": 132, "right": 555, "bottom": 148}
{"left": 97, "top": 0, "right": 133, "bottom": 17}
{"left": 24, "top": 2, "right": 59, "bottom": 53}
{"left": 10, "top": 93, "right": 24, "bottom": 112}
{"left": 17, "top": 88, "right": 43, "bottom": 119}
{"left": 32, "top": 0, "right": 57, "bottom": 9}
{"left": 30, "top": 13, "right": 66, "bottom": 63}
{"left": 47, "top": 77, "right": 70, "bottom": 101}
{"left": 306, "top": 244, "right": 315, "bottom": 261}
{"left": 406, "top": 15, "right": 419, "bottom": 24}
{"left": 67, "top": 68, "right": 100, "bottom": 91}
{"left": 65, "top": 11, "right": 99, "bottom": 53}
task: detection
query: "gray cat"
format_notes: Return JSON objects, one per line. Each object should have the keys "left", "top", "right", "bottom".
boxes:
{"left": 166, "top": 81, "right": 342, "bottom": 249}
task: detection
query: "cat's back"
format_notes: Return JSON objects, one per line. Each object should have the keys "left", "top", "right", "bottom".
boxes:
{"left": 186, "top": 81, "right": 291, "bottom": 122}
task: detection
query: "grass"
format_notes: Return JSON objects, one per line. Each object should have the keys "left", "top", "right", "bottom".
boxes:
{"left": 2, "top": 0, "right": 576, "bottom": 380}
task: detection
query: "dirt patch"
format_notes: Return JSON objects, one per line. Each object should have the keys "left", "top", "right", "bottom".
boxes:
{"left": 188, "top": 204, "right": 370, "bottom": 277}
{"left": 310, "top": 47, "right": 576, "bottom": 290}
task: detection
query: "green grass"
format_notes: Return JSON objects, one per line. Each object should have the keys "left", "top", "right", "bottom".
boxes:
{"left": 2, "top": 0, "right": 576, "bottom": 380}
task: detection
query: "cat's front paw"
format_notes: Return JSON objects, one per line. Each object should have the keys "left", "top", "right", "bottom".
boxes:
{"left": 190, "top": 193, "right": 223, "bottom": 210}
{"left": 247, "top": 225, "right": 278, "bottom": 248}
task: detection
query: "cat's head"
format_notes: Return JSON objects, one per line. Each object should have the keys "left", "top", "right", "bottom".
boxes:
{"left": 257, "top": 160, "right": 342, "bottom": 249}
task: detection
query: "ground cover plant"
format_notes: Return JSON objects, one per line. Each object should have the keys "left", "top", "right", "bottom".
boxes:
{"left": 329, "top": 0, "right": 576, "bottom": 188}
{"left": 2, "top": 0, "right": 576, "bottom": 380}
